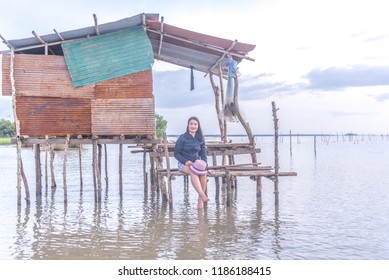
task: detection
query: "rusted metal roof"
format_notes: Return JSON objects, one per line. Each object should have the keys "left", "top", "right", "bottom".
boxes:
{"left": 0, "top": 13, "right": 255, "bottom": 76}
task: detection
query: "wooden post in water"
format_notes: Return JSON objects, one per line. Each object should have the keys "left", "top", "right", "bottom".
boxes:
{"left": 272, "top": 101, "right": 280, "bottom": 206}
{"left": 10, "top": 49, "right": 30, "bottom": 205}
{"left": 212, "top": 152, "right": 220, "bottom": 200}
{"left": 63, "top": 135, "right": 70, "bottom": 203}
{"left": 143, "top": 147, "right": 148, "bottom": 191}
{"left": 78, "top": 144, "right": 83, "bottom": 190}
{"left": 289, "top": 130, "right": 293, "bottom": 157}
{"left": 97, "top": 144, "right": 102, "bottom": 202}
{"left": 34, "top": 144, "right": 42, "bottom": 196}
{"left": 314, "top": 135, "right": 317, "bottom": 157}
{"left": 104, "top": 144, "right": 108, "bottom": 189}
{"left": 45, "top": 136, "right": 49, "bottom": 189}
{"left": 163, "top": 133, "right": 173, "bottom": 204}
{"left": 119, "top": 143, "right": 123, "bottom": 196}
{"left": 50, "top": 143, "right": 56, "bottom": 189}
{"left": 226, "top": 170, "right": 232, "bottom": 207}
{"left": 92, "top": 138, "right": 97, "bottom": 202}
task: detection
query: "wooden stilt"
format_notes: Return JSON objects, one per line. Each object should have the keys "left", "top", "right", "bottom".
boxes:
{"left": 63, "top": 134, "right": 70, "bottom": 203}
{"left": 163, "top": 133, "right": 173, "bottom": 204}
{"left": 272, "top": 101, "right": 280, "bottom": 206}
{"left": 97, "top": 144, "right": 102, "bottom": 202}
{"left": 45, "top": 136, "right": 49, "bottom": 189}
{"left": 104, "top": 144, "right": 108, "bottom": 189}
{"left": 10, "top": 49, "right": 23, "bottom": 205}
{"left": 34, "top": 144, "right": 42, "bottom": 196}
{"left": 143, "top": 147, "right": 148, "bottom": 191}
{"left": 119, "top": 143, "right": 123, "bottom": 196}
{"left": 226, "top": 170, "right": 232, "bottom": 207}
{"left": 92, "top": 139, "right": 97, "bottom": 202}
{"left": 20, "top": 160, "right": 30, "bottom": 205}
{"left": 78, "top": 144, "right": 83, "bottom": 190}
{"left": 50, "top": 143, "right": 56, "bottom": 189}
{"left": 212, "top": 152, "right": 220, "bottom": 200}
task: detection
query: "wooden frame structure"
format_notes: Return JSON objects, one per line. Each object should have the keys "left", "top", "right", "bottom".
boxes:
{"left": 1, "top": 13, "right": 296, "bottom": 207}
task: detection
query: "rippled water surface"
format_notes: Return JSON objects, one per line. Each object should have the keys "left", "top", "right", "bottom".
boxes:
{"left": 1, "top": 135, "right": 389, "bottom": 260}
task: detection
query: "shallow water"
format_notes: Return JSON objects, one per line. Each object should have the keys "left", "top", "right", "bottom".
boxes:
{"left": 1, "top": 135, "right": 389, "bottom": 260}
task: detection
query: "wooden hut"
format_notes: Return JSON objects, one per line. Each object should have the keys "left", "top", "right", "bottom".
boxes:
{"left": 1, "top": 13, "right": 294, "bottom": 206}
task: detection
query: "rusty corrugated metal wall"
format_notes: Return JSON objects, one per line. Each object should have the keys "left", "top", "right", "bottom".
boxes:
{"left": 2, "top": 53, "right": 155, "bottom": 137}
{"left": 1, "top": 54, "right": 94, "bottom": 98}
{"left": 91, "top": 98, "right": 155, "bottom": 136}
{"left": 16, "top": 96, "right": 91, "bottom": 136}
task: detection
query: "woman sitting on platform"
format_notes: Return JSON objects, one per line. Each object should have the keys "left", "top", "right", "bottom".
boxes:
{"left": 174, "top": 116, "right": 211, "bottom": 209}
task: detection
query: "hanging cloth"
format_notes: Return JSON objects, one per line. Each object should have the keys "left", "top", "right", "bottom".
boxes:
{"left": 223, "top": 58, "right": 239, "bottom": 122}
{"left": 190, "top": 66, "right": 195, "bottom": 91}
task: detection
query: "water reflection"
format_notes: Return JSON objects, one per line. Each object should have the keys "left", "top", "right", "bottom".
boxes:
{"left": 8, "top": 183, "right": 286, "bottom": 260}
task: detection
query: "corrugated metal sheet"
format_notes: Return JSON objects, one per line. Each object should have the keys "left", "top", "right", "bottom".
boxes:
{"left": 62, "top": 27, "right": 154, "bottom": 87}
{"left": 95, "top": 69, "right": 152, "bottom": 99}
{"left": 146, "top": 21, "right": 256, "bottom": 75}
{"left": 2, "top": 14, "right": 255, "bottom": 77}
{"left": 3, "top": 14, "right": 159, "bottom": 55}
{"left": 1, "top": 53, "right": 94, "bottom": 97}
{"left": 91, "top": 98, "right": 155, "bottom": 136}
{"left": 16, "top": 96, "right": 91, "bottom": 136}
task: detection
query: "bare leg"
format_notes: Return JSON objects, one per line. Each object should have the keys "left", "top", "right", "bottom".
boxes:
{"left": 181, "top": 166, "right": 209, "bottom": 208}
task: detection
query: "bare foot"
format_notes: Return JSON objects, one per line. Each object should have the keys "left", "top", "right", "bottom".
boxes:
{"left": 199, "top": 192, "right": 209, "bottom": 203}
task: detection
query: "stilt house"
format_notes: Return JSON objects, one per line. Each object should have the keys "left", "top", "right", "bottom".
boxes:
{"left": 1, "top": 13, "right": 256, "bottom": 140}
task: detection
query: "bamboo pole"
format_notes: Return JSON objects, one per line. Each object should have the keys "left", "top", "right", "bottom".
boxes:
{"left": 63, "top": 134, "right": 70, "bottom": 203}
{"left": 272, "top": 101, "right": 280, "bottom": 206}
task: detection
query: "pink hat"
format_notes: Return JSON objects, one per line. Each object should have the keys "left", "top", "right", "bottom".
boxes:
{"left": 189, "top": 159, "right": 208, "bottom": 176}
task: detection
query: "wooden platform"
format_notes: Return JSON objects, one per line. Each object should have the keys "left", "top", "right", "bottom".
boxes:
{"left": 149, "top": 139, "right": 297, "bottom": 206}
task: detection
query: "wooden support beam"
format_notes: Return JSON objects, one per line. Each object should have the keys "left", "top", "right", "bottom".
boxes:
{"left": 93, "top": 14, "right": 100, "bottom": 35}
{"left": 53, "top": 29, "right": 65, "bottom": 41}
{"left": 157, "top": 16, "right": 164, "bottom": 58}
{"left": 0, "top": 34, "right": 14, "bottom": 49}
{"left": 32, "top": 31, "right": 55, "bottom": 55}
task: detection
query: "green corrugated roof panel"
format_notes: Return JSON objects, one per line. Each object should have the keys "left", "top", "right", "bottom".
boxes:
{"left": 62, "top": 26, "right": 154, "bottom": 87}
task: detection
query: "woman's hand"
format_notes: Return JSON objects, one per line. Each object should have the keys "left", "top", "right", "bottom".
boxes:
{"left": 185, "top": 161, "right": 193, "bottom": 166}
{"left": 208, "top": 169, "right": 215, "bottom": 175}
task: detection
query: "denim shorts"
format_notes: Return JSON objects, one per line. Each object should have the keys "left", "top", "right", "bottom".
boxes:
{"left": 178, "top": 162, "right": 184, "bottom": 172}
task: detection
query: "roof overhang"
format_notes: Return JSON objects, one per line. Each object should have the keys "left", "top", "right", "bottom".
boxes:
{"left": 0, "top": 13, "right": 255, "bottom": 76}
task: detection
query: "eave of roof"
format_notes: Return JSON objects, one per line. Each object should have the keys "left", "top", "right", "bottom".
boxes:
{"left": 0, "top": 13, "right": 255, "bottom": 76}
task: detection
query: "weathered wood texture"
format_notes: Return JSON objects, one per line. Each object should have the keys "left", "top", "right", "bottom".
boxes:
{"left": 91, "top": 98, "right": 155, "bottom": 136}
{"left": 2, "top": 54, "right": 94, "bottom": 98}
{"left": 16, "top": 96, "right": 92, "bottom": 136}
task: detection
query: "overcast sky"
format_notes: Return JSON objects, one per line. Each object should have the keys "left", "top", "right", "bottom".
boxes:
{"left": 1, "top": 0, "right": 389, "bottom": 135}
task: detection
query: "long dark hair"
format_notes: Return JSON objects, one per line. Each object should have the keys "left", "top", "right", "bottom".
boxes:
{"left": 185, "top": 116, "right": 204, "bottom": 140}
